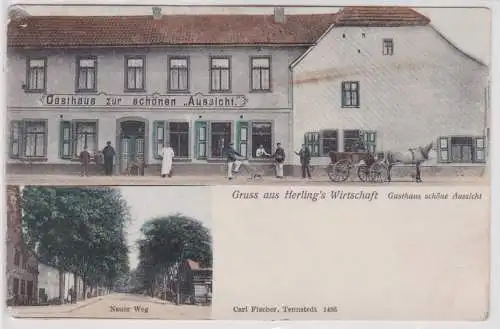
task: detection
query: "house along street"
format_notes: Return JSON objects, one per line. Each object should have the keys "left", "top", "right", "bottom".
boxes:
{"left": 8, "top": 293, "right": 211, "bottom": 319}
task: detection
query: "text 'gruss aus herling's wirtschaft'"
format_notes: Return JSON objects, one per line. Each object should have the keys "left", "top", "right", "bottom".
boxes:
{"left": 231, "top": 189, "right": 379, "bottom": 202}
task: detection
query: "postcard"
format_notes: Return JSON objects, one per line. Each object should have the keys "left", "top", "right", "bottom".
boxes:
{"left": 3, "top": 2, "right": 492, "bottom": 323}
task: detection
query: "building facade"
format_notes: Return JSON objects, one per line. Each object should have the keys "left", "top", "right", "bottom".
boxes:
{"left": 291, "top": 7, "right": 490, "bottom": 175}
{"left": 179, "top": 259, "right": 212, "bottom": 305}
{"left": 6, "top": 7, "right": 490, "bottom": 176}
{"left": 37, "top": 264, "right": 85, "bottom": 302}
{"left": 6, "top": 186, "right": 39, "bottom": 306}
{"left": 6, "top": 7, "right": 326, "bottom": 175}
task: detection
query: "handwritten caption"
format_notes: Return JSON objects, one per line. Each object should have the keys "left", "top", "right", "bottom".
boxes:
{"left": 232, "top": 189, "right": 483, "bottom": 202}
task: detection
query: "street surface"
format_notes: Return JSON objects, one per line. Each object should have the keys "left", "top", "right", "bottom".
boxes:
{"left": 7, "top": 293, "right": 211, "bottom": 319}
{"left": 7, "top": 174, "right": 488, "bottom": 186}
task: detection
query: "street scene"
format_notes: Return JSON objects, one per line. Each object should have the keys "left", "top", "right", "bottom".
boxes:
{"left": 6, "top": 185, "right": 213, "bottom": 319}
{"left": 6, "top": 5, "right": 490, "bottom": 185}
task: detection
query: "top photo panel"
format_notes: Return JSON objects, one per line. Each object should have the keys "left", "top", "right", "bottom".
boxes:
{"left": 6, "top": 5, "right": 491, "bottom": 186}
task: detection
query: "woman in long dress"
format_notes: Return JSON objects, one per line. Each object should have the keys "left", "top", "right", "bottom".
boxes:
{"left": 160, "top": 144, "right": 175, "bottom": 178}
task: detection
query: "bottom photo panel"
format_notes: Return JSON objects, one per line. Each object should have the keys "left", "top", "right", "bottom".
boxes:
{"left": 5, "top": 185, "right": 212, "bottom": 320}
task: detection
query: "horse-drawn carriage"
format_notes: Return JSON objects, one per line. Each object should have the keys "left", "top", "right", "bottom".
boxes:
{"left": 326, "top": 151, "right": 388, "bottom": 183}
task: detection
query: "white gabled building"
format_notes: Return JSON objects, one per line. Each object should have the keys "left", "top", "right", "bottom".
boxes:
{"left": 291, "top": 7, "right": 489, "bottom": 173}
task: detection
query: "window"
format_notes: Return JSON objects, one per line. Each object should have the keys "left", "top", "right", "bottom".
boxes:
{"left": 168, "top": 57, "right": 189, "bottom": 92}
{"left": 14, "top": 249, "right": 20, "bottom": 266}
{"left": 76, "top": 57, "right": 97, "bottom": 92}
{"left": 251, "top": 122, "right": 272, "bottom": 157}
{"left": 125, "top": 57, "right": 145, "bottom": 91}
{"left": 59, "top": 121, "right": 98, "bottom": 159}
{"left": 438, "top": 136, "right": 486, "bottom": 163}
{"left": 26, "top": 57, "right": 47, "bottom": 92}
{"left": 10, "top": 120, "right": 48, "bottom": 159}
{"left": 363, "top": 131, "right": 377, "bottom": 153}
{"left": 305, "top": 130, "right": 338, "bottom": 157}
{"left": 20, "top": 280, "right": 25, "bottom": 295}
{"left": 343, "top": 130, "right": 363, "bottom": 152}
{"left": 251, "top": 57, "right": 271, "bottom": 91}
{"left": 210, "top": 57, "right": 231, "bottom": 92}
{"left": 210, "top": 122, "right": 231, "bottom": 158}
{"left": 341, "top": 81, "right": 360, "bottom": 108}
{"left": 169, "top": 122, "right": 189, "bottom": 158}
{"left": 152, "top": 121, "right": 190, "bottom": 159}
{"left": 383, "top": 38, "right": 394, "bottom": 56}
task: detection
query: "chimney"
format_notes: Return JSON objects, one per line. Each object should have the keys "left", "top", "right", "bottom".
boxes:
{"left": 274, "top": 7, "right": 286, "bottom": 24}
{"left": 152, "top": 6, "right": 162, "bottom": 19}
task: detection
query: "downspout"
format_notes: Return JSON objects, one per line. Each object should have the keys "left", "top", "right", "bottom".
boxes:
{"left": 288, "top": 65, "right": 294, "bottom": 174}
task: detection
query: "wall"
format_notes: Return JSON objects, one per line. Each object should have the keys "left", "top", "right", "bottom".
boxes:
{"left": 292, "top": 25, "right": 489, "bottom": 167}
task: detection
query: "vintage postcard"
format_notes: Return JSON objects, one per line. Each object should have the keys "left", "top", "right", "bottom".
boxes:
{"left": 3, "top": 2, "right": 493, "bottom": 323}
{"left": 5, "top": 185, "right": 212, "bottom": 319}
{"left": 5, "top": 4, "right": 490, "bottom": 186}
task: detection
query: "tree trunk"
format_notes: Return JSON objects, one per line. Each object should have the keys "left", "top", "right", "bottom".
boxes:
{"left": 73, "top": 273, "right": 78, "bottom": 302}
{"left": 58, "top": 268, "right": 65, "bottom": 304}
{"left": 82, "top": 275, "right": 87, "bottom": 300}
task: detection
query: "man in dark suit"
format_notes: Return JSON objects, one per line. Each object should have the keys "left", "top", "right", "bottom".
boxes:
{"left": 295, "top": 144, "right": 312, "bottom": 179}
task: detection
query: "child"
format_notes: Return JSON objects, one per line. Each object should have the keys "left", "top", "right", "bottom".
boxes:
{"left": 79, "top": 146, "right": 91, "bottom": 177}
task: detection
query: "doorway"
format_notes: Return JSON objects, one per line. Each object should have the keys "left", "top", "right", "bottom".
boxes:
{"left": 118, "top": 120, "right": 146, "bottom": 175}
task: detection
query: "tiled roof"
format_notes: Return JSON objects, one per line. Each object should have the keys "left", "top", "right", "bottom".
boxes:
{"left": 335, "top": 6, "right": 430, "bottom": 26}
{"left": 7, "top": 7, "right": 429, "bottom": 48}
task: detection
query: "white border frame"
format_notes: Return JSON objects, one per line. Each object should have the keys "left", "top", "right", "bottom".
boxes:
{"left": 1, "top": 1, "right": 498, "bottom": 329}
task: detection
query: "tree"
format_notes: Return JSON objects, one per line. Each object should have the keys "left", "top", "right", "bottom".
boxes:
{"left": 135, "top": 214, "right": 212, "bottom": 298}
{"left": 21, "top": 187, "right": 130, "bottom": 303}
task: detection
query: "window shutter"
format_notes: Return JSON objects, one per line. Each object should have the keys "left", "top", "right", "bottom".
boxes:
{"left": 195, "top": 121, "right": 207, "bottom": 159}
{"left": 438, "top": 137, "right": 450, "bottom": 163}
{"left": 59, "top": 121, "right": 72, "bottom": 159}
{"left": 474, "top": 136, "right": 486, "bottom": 163}
{"left": 236, "top": 121, "right": 248, "bottom": 158}
{"left": 9, "top": 120, "right": 22, "bottom": 158}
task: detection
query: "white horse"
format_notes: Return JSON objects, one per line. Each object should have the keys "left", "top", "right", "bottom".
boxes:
{"left": 381, "top": 142, "right": 434, "bottom": 183}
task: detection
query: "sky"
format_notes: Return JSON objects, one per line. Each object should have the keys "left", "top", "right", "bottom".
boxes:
{"left": 118, "top": 186, "right": 212, "bottom": 270}
{"left": 9, "top": 4, "right": 491, "bottom": 66}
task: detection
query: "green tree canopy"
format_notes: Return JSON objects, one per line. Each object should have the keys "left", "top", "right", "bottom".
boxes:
{"left": 21, "top": 187, "right": 131, "bottom": 296}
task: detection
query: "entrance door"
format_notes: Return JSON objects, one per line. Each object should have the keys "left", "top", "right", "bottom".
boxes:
{"left": 119, "top": 121, "right": 146, "bottom": 174}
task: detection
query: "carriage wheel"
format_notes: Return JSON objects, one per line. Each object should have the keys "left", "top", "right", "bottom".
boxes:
{"left": 370, "top": 162, "right": 388, "bottom": 183}
{"left": 327, "top": 159, "right": 351, "bottom": 182}
{"left": 357, "top": 164, "right": 370, "bottom": 182}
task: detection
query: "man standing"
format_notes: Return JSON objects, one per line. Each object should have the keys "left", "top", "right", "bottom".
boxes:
{"left": 102, "top": 141, "right": 116, "bottom": 176}
{"left": 79, "top": 146, "right": 91, "bottom": 177}
{"left": 160, "top": 143, "right": 175, "bottom": 178}
{"left": 272, "top": 142, "right": 285, "bottom": 179}
{"left": 225, "top": 142, "right": 243, "bottom": 180}
{"left": 295, "top": 144, "right": 312, "bottom": 179}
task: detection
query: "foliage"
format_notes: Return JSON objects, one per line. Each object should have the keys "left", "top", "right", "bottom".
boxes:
{"left": 21, "top": 186, "right": 131, "bottom": 298}
{"left": 134, "top": 214, "right": 212, "bottom": 295}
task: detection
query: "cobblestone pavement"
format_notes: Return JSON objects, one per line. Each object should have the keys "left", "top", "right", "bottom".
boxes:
{"left": 7, "top": 174, "right": 488, "bottom": 186}
{"left": 7, "top": 293, "right": 211, "bottom": 319}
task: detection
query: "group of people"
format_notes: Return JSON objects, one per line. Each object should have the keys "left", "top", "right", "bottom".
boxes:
{"left": 79, "top": 139, "right": 315, "bottom": 180}
{"left": 225, "top": 142, "right": 313, "bottom": 180}
{"left": 79, "top": 141, "right": 116, "bottom": 177}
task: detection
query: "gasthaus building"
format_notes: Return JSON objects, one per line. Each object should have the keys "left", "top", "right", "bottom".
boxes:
{"left": 6, "top": 6, "right": 489, "bottom": 176}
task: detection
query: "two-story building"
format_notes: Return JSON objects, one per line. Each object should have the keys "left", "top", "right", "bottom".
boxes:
{"left": 6, "top": 6, "right": 490, "bottom": 177}
{"left": 6, "top": 7, "right": 331, "bottom": 175}
{"left": 291, "top": 6, "right": 489, "bottom": 176}
{"left": 6, "top": 185, "right": 39, "bottom": 306}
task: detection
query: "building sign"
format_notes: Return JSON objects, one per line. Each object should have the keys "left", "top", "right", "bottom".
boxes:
{"left": 40, "top": 92, "right": 248, "bottom": 108}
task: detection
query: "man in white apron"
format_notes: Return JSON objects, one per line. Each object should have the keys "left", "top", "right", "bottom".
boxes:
{"left": 160, "top": 143, "right": 175, "bottom": 178}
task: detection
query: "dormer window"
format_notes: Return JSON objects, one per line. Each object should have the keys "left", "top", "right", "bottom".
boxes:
{"left": 383, "top": 39, "right": 394, "bottom": 56}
